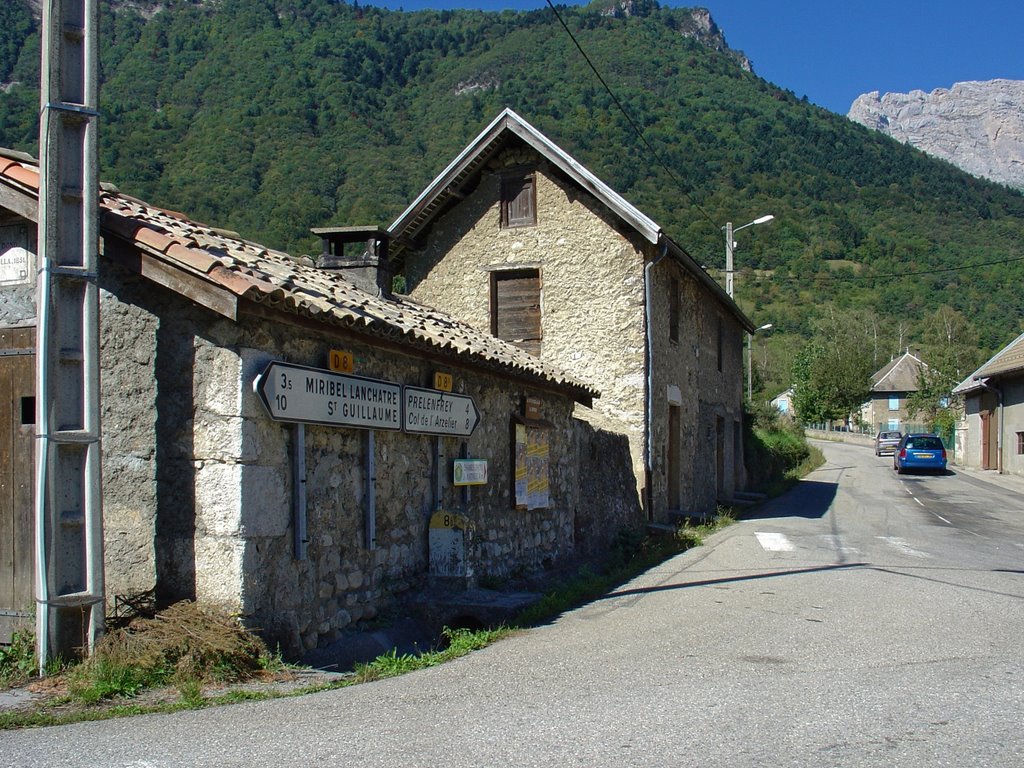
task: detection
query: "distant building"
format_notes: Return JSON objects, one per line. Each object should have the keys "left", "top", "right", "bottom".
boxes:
{"left": 770, "top": 388, "right": 794, "bottom": 416}
{"left": 952, "top": 330, "right": 1024, "bottom": 476}
{"left": 865, "top": 350, "right": 928, "bottom": 432}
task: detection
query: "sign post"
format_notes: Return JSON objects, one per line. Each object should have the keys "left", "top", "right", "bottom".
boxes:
{"left": 404, "top": 386, "right": 479, "bottom": 437}
{"left": 255, "top": 361, "right": 402, "bottom": 430}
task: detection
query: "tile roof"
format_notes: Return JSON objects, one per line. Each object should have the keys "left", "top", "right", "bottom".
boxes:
{"left": 953, "top": 330, "right": 1024, "bottom": 394}
{"left": 0, "top": 149, "right": 597, "bottom": 404}
{"left": 871, "top": 351, "right": 927, "bottom": 393}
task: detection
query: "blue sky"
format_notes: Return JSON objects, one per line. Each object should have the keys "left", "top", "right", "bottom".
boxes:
{"left": 366, "top": 0, "right": 1024, "bottom": 114}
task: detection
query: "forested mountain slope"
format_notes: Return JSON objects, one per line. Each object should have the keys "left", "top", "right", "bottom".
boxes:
{"left": 2, "top": 0, "right": 1023, "bottom": 398}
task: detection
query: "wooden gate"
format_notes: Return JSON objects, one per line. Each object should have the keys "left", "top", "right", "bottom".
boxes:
{"left": 1, "top": 327, "right": 34, "bottom": 643}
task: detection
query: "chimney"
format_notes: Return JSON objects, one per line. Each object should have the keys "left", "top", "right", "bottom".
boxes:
{"left": 313, "top": 226, "right": 393, "bottom": 298}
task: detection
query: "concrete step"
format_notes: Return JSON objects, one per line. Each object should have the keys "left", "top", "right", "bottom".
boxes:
{"left": 646, "top": 522, "right": 678, "bottom": 536}
{"left": 717, "top": 497, "right": 757, "bottom": 508}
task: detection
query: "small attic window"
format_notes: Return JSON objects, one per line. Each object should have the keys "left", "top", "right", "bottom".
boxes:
{"left": 500, "top": 172, "right": 536, "bottom": 228}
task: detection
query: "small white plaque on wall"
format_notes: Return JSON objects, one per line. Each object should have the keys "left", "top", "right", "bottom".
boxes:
{"left": 667, "top": 384, "right": 683, "bottom": 406}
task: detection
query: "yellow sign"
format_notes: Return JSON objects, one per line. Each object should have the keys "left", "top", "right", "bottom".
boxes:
{"left": 434, "top": 371, "right": 453, "bottom": 392}
{"left": 429, "top": 511, "right": 473, "bottom": 530}
{"left": 329, "top": 350, "right": 354, "bottom": 373}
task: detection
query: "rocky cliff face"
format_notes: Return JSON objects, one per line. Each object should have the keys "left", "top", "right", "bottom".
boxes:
{"left": 848, "top": 79, "right": 1024, "bottom": 191}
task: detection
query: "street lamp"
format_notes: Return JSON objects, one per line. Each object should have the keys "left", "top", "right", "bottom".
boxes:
{"left": 747, "top": 323, "right": 773, "bottom": 401}
{"left": 724, "top": 214, "right": 774, "bottom": 298}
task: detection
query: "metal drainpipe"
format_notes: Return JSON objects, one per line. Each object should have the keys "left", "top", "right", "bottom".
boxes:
{"left": 293, "top": 424, "right": 307, "bottom": 560}
{"left": 643, "top": 241, "right": 669, "bottom": 520}
{"left": 977, "top": 379, "right": 1004, "bottom": 473}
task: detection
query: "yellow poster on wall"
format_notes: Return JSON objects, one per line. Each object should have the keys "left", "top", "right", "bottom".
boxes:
{"left": 514, "top": 423, "right": 529, "bottom": 509}
{"left": 527, "top": 427, "right": 550, "bottom": 510}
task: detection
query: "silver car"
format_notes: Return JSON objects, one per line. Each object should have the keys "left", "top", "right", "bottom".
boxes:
{"left": 874, "top": 430, "right": 902, "bottom": 456}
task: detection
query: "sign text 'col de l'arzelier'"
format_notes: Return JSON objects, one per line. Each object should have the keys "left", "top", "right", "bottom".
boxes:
{"left": 254, "top": 361, "right": 479, "bottom": 437}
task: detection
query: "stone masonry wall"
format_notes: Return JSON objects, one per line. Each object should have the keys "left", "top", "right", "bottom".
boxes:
{"left": 402, "top": 145, "right": 747, "bottom": 519}
{"left": 403, "top": 147, "right": 649, "bottom": 490}
{"left": 646, "top": 258, "right": 745, "bottom": 518}
{"left": 97, "top": 258, "right": 638, "bottom": 657}
{"left": 233, "top": 324, "right": 588, "bottom": 655}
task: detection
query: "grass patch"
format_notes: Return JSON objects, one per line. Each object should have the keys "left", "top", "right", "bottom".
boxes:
{"left": 515, "top": 511, "right": 734, "bottom": 627}
{"left": 351, "top": 625, "right": 512, "bottom": 684}
{"left": 0, "top": 627, "right": 36, "bottom": 689}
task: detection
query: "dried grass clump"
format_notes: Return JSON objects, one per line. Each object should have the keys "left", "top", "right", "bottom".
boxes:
{"left": 70, "top": 601, "right": 270, "bottom": 703}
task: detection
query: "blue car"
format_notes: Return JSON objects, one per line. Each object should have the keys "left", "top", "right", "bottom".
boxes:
{"left": 893, "top": 433, "right": 947, "bottom": 474}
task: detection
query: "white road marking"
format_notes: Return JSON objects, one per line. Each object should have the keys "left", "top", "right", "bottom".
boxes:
{"left": 876, "top": 536, "right": 931, "bottom": 558}
{"left": 755, "top": 532, "right": 794, "bottom": 552}
{"left": 930, "top": 511, "right": 952, "bottom": 525}
{"left": 819, "top": 534, "right": 860, "bottom": 555}
{"left": 914, "top": 497, "right": 925, "bottom": 507}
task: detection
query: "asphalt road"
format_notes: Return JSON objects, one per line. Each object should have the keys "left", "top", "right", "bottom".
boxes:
{"left": 4, "top": 440, "right": 1023, "bottom": 767}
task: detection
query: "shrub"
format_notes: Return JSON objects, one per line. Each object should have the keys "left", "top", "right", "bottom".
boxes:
{"left": 0, "top": 627, "right": 36, "bottom": 688}
{"left": 744, "top": 407, "right": 811, "bottom": 492}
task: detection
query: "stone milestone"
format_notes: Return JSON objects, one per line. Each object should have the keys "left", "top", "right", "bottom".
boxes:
{"left": 847, "top": 79, "right": 1024, "bottom": 191}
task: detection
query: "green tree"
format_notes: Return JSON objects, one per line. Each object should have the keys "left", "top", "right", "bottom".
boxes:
{"left": 907, "top": 306, "right": 981, "bottom": 435}
{"left": 791, "top": 307, "right": 876, "bottom": 424}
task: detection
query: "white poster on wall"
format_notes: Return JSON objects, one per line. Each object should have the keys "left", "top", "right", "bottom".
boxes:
{"left": 0, "top": 225, "right": 33, "bottom": 287}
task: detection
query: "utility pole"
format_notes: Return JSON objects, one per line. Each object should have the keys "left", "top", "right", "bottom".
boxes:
{"left": 35, "top": 0, "right": 104, "bottom": 670}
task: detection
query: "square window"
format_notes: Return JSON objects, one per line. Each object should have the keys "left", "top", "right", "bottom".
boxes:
{"left": 500, "top": 173, "right": 536, "bottom": 228}
{"left": 1017, "top": 432, "right": 1024, "bottom": 455}
{"left": 888, "top": 396, "right": 900, "bottom": 411}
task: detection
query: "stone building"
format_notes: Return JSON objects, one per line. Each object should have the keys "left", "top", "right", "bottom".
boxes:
{"left": 0, "top": 148, "right": 643, "bottom": 652}
{"left": 953, "top": 330, "right": 1024, "bottom": 477}
{"left": 389, "top": 109, "right": 754, "bottom": 523}
{"left": 865, "top": 350, "right": 928, "bottom": 432}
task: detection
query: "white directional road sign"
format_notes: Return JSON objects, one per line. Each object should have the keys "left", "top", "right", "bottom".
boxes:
{"left": 255, "top": 361, "right": 402, "bottom": 430}
{"left": 404, "top": 386, "right": 479, "bottom": 437}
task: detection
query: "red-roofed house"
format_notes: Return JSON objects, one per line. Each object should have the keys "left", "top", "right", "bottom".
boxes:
{"left": 0, "top": 148, "right": 643, "bottom": 653}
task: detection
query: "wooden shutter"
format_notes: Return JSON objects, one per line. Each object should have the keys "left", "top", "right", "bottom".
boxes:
{"left": 501, "top": 173, "right": 536, "bottom": 228}
{"left": 492, "top": 270, "right": 541, "bottom": 356}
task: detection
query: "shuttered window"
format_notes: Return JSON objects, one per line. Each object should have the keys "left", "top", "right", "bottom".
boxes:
{"left": 500, "top": 173, "right": 536, "bottom": 228}
{"left": 491, "top": 269, "right": 541, "bottom": 356}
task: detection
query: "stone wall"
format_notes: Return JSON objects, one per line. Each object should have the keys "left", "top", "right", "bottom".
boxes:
{"left": 646, "top": 258, "right": 745, "bottom": 517}
{"left": 402, "top": 146, "right": 747, "bottom": 520}
{"left": 403, "top": 148, "right": 650, "bottom": 487}
{"left": 98, "top": 259, "right": 642, "bottom": 657}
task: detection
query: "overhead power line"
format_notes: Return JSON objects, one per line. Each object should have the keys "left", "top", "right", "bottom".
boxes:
{"left": 543, "top": 0, "right": 719, "bottom": 230}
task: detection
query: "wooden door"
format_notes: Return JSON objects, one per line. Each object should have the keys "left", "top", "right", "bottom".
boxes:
{"left": 667, "top": 406, "right": 680, "bottom": 510}
{"left": 1, "top": 327, "right": 35, "bottom": 643}
{"left": 715, "top": 416, "right": 725, "bottom": 499}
